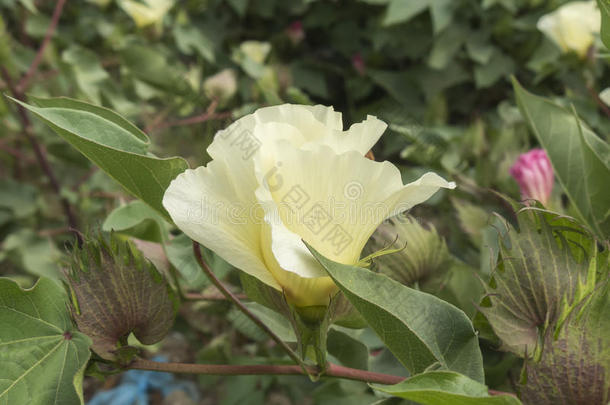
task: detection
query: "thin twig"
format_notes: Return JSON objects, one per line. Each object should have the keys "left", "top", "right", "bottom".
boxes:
{"left": 17, "top": 0, "right": 67, "bottom": 92}
{"left": 587, "top": 85, "right": 610, "bottom": 118}
{"left": 184, "top": 292, "right": 248, "bottom": 301}
{"left": 148, "top": 101, "right": 231, "bottom": 132}
{"left": 0, "top": 141, "right": 34, "bottom": 163}
{"left": 192, "top": 242, "right": 305, "bottom": 369}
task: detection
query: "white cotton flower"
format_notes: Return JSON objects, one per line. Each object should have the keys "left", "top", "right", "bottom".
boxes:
{"left": 119, "top": 0, "right": 174, "bottom": 28}
{"left": 537, "top": 1, "right": 601, "bottom": 58}
{"left": 163, "top": 105, "right": 455, "bottom": 307}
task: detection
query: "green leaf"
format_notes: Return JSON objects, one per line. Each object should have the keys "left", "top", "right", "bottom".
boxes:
{"left": 0, "top": 178, "right": 38, "bottom": 219}
{"left": 165, "top": 234, "right": 232, "bottom": 288}
{"left": 2, "top": 230, "right": 62, "bottom": 279}
{"left": 103, "top": 200, "right": 169, "bottom": 243}
{"left": 61, "top": 45, "right": 109, "bottom": 104}
{"left": 512, "top": 79, "right": 610, "bottom": 241}
{"left": 474, "top": 51, "right": 514, "bottom": 88}
{"left": 307, "top": 243, "right": 484, "bottom": 382}
{"left": 599, "top": 0, "right": 610, "bottom": 49}
{"left": 66, "top": 234, "right": 176, "bottom": 360}
{"left": 371, "top": 371, "right": 521, "bottom": 404}
{"left": 7, "top": 96, "right": 189, "bottom": 222}
{"left": 0, "top": 278, "right": 91, "bottom": 405}
{"left": 452, "top": 198, "right": 490, "bottom": 247}
{"left": 427, "top": 24, "right": 468, "bottom": 70}
{"left": 327, "top": 328, "right": 369, "bottom": 370}
{"left": 228, "top": 302, "right": 296, "bottom": 343}
{"left": 173, "top": 25, "right": 215, "bottom": 62}
{"left": 121, "top": 45, "right": 191, "bottom": 95}
{"left": 383, "top": 0, "right": 429, "bottom": 26}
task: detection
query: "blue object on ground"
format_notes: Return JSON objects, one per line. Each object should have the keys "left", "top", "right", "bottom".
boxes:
{"left": 88, "top": 356, "right": 200, "bottom": 405}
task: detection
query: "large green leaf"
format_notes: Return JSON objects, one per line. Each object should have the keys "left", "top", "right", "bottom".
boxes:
{"left": 327, "top": 328, "right": 369, "bottom": 370}
{"left": 7, "top": 96, "right": 189, "bottom": 222}
{"left": 103, "top": 200, "right": 169, "bottom": 243}
{"left": 382, "top": 0, "right": 429, "bottom": 26}
{"left": 512, "top": 79, "right": 610, "bottom": 241}
{"left": 307, "top": 244, "right": 484, "bottom": 383}
{"left": 372, "top": 371, "right": 521, "bottom": 405}
{"left": 0, "top": 278, "right": 91, "bottom": 405}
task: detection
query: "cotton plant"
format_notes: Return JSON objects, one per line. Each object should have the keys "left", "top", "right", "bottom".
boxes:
{"left": 7, "top": 81, "right": 609, "bottom": 404}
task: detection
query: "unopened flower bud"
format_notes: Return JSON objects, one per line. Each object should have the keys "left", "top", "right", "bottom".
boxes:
{"left": 510, "top": 148, "right": 554, "bottom": 206}
{"left": 365, "top": 215, "right": 451, "bottom": 286}
{"left": 204, "top": 69, "right": 237, "bottom": 103}
{"left": 286, "top": 21, "right": 305, "bottom": 45}
{"left": 352, "top": 53, "right": 365, "bottom": 76}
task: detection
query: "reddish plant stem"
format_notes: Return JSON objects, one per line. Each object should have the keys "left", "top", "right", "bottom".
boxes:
{"left": 17, "top": 0, "right": 67, "bottom": 93}
{"left": 193, "top": 242, "right": 305, "bottom": 369}
{"left": 130, "top": 358, "right": 517, "bottom": 397}
{"left": 0, "top": 141, "right": 34, "bottom": 163}
{"left": 184, "top": 292, "right": 248, "bottom": 301}
{"left": 587, "top": 85, "right": 610, "bottom": 118}
{"left": 130, "top": 358, "right": 404, "bottom": 385}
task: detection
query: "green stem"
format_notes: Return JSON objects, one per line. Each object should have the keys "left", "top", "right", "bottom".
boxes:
{"left": 192, "top": 242, "right": 307, "bottom": 370}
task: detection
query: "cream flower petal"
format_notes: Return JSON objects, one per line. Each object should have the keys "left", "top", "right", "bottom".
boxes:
{"left": 207, "top": 105, "right": 380, "bottom": 165}
{"left": 259, "top": 213, "right": 338, "bottom": 306}
{"left": 162, "top": 162, "right": 280, "bottom": 290}
{"left": 300, "top": 105, "right": 343, "bottom": 131}
{"left": 537, "top": 1, "right": 600, "bottom": 57}
{"left": 309, "top": 115, "right": 387, "bottom": 155}
{"left": 258, "top": 195, "right": 327, "bottom": 279}
{"left": 209, "top": 105, "right": 332, "bottom": 157}
{"left": 253, "top": 142, "right": 455, "bottom": 265}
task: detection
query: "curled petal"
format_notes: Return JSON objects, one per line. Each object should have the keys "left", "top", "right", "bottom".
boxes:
{"left": 162, "top": 163, "right": 280, "bottom": 290}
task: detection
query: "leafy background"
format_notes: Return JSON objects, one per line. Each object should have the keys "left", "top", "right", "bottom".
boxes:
{"left": 0, "top": 0, "right": 608, "bottom": 404}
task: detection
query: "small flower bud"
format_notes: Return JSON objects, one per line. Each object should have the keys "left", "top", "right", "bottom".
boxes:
{"left": 203, "top": 69, "right": 237, "bottom": 103}
{"left": 365, "top": 215, "right": 451, "bottom": 286}
{"left": 510, "top": 148, "right": 554, "bottom": 206}
{"left": 286, "top": 21, "right": 305, "bottom": 45}
{"left": 352, "top": 53, "right": 365, "bottom": 76}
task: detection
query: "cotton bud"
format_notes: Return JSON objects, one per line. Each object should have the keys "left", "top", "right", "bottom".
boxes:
{"left": 510, "top": 148, "right": 554, "bottom": 206}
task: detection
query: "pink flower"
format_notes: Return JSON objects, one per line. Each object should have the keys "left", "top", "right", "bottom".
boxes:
{"left": 510, "top": 148, "right": 554, "bottom": 205}
{"left": 352, "top": 53, "right": 365, "bottom": 76}
{"left": 286, "top": 21, "right": 305, "bottom": 45}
